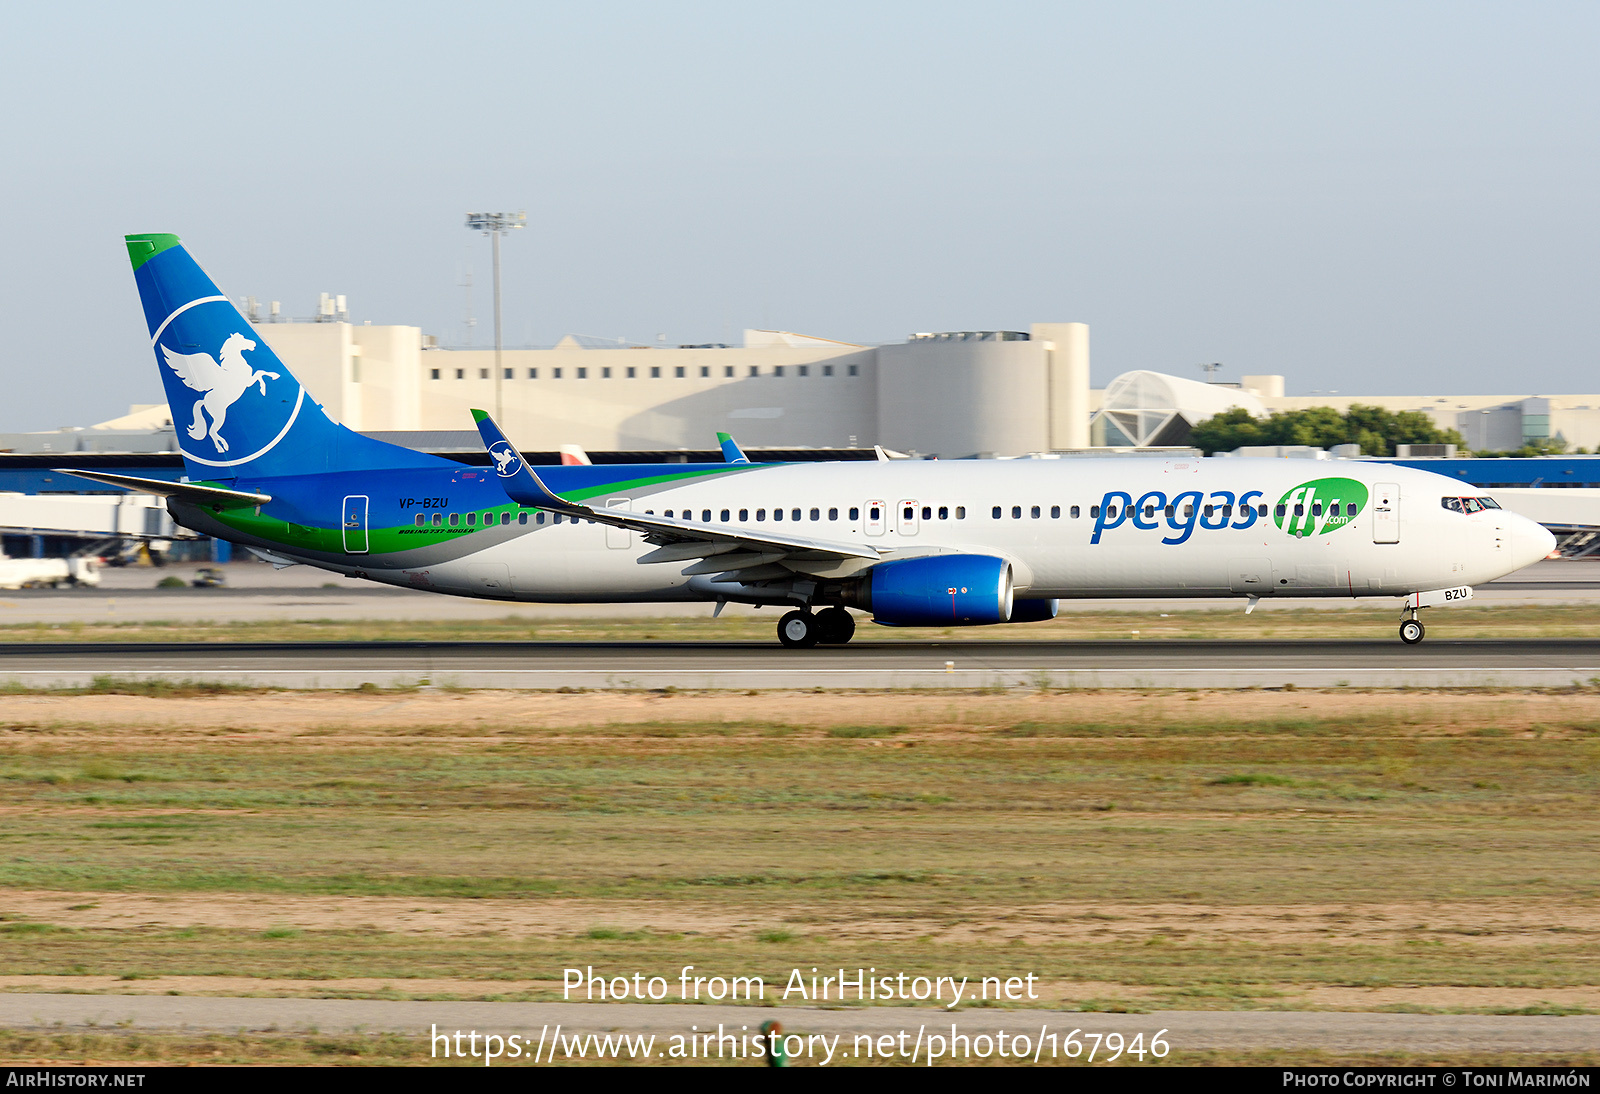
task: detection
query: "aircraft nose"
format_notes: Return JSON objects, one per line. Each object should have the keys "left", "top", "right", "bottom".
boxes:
{"left": 1512, "top": 514, "right": 1557, "bottom": 569}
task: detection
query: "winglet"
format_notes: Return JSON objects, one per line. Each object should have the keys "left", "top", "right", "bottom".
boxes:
{"left": 716, "top": 431, "right": 751, "bottom": 465}
{"left": 469, "top": 409, "right": 585, "bottom": 512}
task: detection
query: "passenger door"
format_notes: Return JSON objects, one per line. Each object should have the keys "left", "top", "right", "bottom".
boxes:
{"left": 341, "top": 495, "right": 369, "bottom": 554}
{"left": 1372, "top": 483, "right": 1399, "bottom": 544}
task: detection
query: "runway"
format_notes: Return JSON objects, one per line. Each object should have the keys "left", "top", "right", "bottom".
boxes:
{"left": 1, "top": 994, "right": 1594, "bottom": 1056}
{"left": 3, "top": 636, "right": 1598, "bottom": 689}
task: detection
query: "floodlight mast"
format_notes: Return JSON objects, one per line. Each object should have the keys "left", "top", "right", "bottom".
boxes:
{"left": 465, "top": 211, "right": 526, "bottom": 420}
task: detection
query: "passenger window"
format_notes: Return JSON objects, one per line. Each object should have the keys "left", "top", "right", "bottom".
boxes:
{"left": 432, "top": 513, "right": 442, "bottom": 526}
{"left": 702, "top": 509, "right": 712, "bottom": 522}
{"left": 1311, "top": 503, "right": 1323, "bottom": 517}
{"left": 1144, "top": 505, "right": 1155, "bottom": 519}
{"left": 938, "top": 506, "right": 948, "bottom": 520}
{"left": 554, "top": 514, "right": 563, "bottom": 524}
{"left": 721, "top": 509, "right": 731, "bottom": 522}
{"left": 518, "top": 512, "right": 528, "bottom": 525}
{"left": 1070, "top": 505, "right": 1079, "bottom": 519}
{"left": 414, "top": 514, "right": 425, "bottom": 526}
{"left": 921, "top": 506, "right": 931, "bottom": 520}
{"left": 1203, "top": 505, "right": 1213, "bottom": 518}
{"left": 992, "top": 506, "right": 1002, "bottom": 519}
{"left": 1294, "top": 504, "right": 1304, "bottom": 517}
{"left": 664, "top": 509, "right": 674, "bottom": 518}
{"left": 1031, "top": 505, "right": 1040, "bottom": 518}
{"left": 739, "top": 509, "right": 749, "bottom": 521}
{"left": 810, "top": 508, "right": 820, "bottom": 521}
{"left": 1090, "top": 505, "right": 1100, "bottom": 518}
{"left": 1258, "top": 504, "right": 1268, "bottom": 517}
{"left": 1223, "top": 505, "right": 1233, "bottom": 518}
{"left": 1347, "top": 504, "right": 1360, "bottom": 516}
{"left": 828, "top": 507, "right": 838, "bottom": 520}
{"left": 956, "top": 506, "right": 965, "bottom": 519}
{"left": 1184, "top": 505, "right": 1193, "bottom": 518}
{"left": 1275, "top": 504, "right": 1287, "bottom": 518}
{"left": 1012, "top": 506, "right": 1022, "bottom": 519}
{"left": 757, "top": 509, "right": 766, "bottom": 521}
{"left": 851, "top": 507, "right": 862, "bottom": 521}
{"left": 1164, "top": 504, "right": 1174, "bottom": 518}
{"left": 449, "top": 513, "right": 460, "bottom": 526}
{"left": 1050, "top": 505, "right": 1060, "bottom": 519}
{"left": 792, "top": 508, "right": 801, "bottom": 521}
{"left": 467, "top": 513, "right": 477, "bottom": 525}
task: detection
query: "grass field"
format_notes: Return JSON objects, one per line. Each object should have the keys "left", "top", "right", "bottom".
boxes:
{"left": 3, "top": 601, "right": 1600, "bottom": 644}
{"left": 0, "top": 687, "right": 1597, "bottom": 1065}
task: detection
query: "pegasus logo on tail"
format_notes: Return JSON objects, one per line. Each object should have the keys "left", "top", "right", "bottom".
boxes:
{"left": 161, "top": 332, "right": 280, "bottom": 453}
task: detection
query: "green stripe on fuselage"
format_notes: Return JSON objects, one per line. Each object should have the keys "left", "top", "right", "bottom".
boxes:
{"left": 202, "top": 463, "right": 765, "bottom": 558}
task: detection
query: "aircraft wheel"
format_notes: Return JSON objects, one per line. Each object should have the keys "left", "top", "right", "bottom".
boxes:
{"left": 1399, "top": 619, "right": 1425, "bottom": 645}
{"left": 778, "top": 610, "right": 820, "bottom": 649}
{"left": 815, "top": 607, "right": 856, "bottom": 645}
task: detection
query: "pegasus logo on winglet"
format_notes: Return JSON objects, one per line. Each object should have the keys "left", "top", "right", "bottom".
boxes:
{"left": 161, "top": 331, "right": 280, "bottom": 453}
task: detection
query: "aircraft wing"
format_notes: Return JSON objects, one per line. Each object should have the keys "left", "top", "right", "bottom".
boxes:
{"left": 53, "top": 469, "right": 272, "bottom": 509}
{"left": 469, "top": 411, "right": 881, "bottom": 575}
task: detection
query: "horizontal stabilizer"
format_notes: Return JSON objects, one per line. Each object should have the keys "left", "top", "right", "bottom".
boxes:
{"left": 53, "top": 470, "right": 271, "bottom": 509}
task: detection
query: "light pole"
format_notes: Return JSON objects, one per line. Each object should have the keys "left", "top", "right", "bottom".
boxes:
{"left": 465, "top": 211, "right": 526, "bottom": 420}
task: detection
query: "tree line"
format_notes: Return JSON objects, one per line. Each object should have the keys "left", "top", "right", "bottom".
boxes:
{"left": 1184, "top": 405, "right": 1569, "bottom": 457}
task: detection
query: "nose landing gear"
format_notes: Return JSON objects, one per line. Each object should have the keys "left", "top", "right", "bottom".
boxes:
{"left": 1399, "top": 608, "right": 1426, "bottom": 645}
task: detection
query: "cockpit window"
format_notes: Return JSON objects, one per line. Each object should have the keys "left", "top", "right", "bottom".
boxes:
{"left": 1443, "top": 496, "right": 1498, "bottom": 513}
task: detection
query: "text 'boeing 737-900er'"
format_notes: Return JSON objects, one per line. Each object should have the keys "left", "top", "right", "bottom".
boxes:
{"left": 59, "top": 234, "right": 1556, "bottom": 648}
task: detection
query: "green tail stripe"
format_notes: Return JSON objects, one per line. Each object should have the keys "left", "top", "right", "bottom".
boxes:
{"left": 124, "top": 233, "right": 183, "bottom": 271}
{"left": 470, "top": 408, "right": 489, "bottom": 423}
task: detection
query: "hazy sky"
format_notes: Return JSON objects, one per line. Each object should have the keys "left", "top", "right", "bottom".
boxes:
{"left": 1, "top": 1, "right": 1595, "bottom": 431}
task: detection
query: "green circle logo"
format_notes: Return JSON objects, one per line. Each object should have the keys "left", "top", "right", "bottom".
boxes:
{"left": 1275, "top": 477, "right": 1369, "bottom": 538}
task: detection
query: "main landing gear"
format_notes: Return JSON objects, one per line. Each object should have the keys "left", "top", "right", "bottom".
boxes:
{"left": 777, "top": 607, "right": 856, "bottom": 649}
{"left": 1399, "top": 607, "right": 1426, "bottom": 646}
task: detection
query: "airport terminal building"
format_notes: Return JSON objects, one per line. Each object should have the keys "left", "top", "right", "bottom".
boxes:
{"left": 6, "top": 312, "right": 1600, "bottom": 460}
{"left": 243, "top": 321, "right": 1094, "bottom": 458}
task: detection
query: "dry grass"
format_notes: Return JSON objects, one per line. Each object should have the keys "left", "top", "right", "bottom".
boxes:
{"left": 0, "top": 690, "right": 1596, "bottom": 1065}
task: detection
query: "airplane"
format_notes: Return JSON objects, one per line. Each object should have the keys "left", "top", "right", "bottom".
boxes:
{"left": 61, "top": 233, "right": 1556, "bottom": 649}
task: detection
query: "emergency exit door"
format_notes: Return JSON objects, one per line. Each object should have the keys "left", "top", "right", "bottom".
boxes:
{"left": 1372, "top": 483, "right": 1399, "bottom": 544}
{"left": 342, "top": 495, "right": 369, "bottom": 554}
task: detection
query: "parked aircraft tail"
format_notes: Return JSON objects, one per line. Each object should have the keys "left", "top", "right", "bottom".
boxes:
{"left": 125, "top": 234, "right": 450, "bottom": 480}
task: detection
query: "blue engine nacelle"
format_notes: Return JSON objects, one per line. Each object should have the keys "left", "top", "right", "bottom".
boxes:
{"left": 862, "top": 554, "right": 1014, "bottom": 627}
{"left": 1010, "top": 598, "right": 1059, "bottom": 623}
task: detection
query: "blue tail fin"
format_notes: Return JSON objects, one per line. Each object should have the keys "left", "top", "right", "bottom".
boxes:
{"left": 126, "top": 234, "right": 450, "bottom": 480}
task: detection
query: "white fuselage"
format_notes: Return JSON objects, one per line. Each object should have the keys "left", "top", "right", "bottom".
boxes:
{"left": 303, "top": 458, "right": 1554, "bottom": 605}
